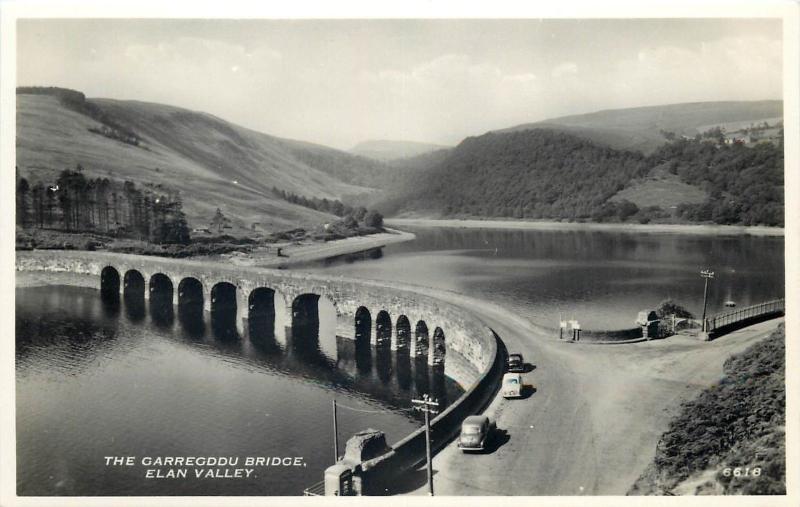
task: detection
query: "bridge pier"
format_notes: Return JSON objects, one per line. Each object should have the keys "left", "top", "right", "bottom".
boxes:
{"left": 236, "top": 289, "right": 248, "bottom": 337}
{"left": 203, "top": 287, "right": 212, "bottom": 313}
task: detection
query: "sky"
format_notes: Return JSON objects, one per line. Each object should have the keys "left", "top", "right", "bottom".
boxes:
{"left": 17, "top": 18, "right": 782, "bottom": 150}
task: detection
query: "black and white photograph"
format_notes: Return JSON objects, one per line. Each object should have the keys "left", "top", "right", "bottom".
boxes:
{"left": 1, "top": 1, "right": 797, "bottom": 504}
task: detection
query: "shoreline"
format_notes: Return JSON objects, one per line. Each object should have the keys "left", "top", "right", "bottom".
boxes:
{"left": 209, "top": 228, "right": 415, "bottom": 268}
{"left": 386, "top": 218, "right": 785, "bottom": 236}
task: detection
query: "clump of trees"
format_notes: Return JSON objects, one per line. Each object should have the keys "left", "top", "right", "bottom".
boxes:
{"left": 17, "top": 86, "right": 141, "bottom": 146}
{"left": 272, "top": 187, "right": 384, "bottom": 231}
{"left": 272, "top": 187, "right": 357, "bottom": 217}
{"left": 16, "top": 165, "right": 190, "bottom": 244}
{"left": 659, "top": 138, "right": 784, "bottom": 226}
{"left": 210, "top": 208, "right": 232, "bottom": 233}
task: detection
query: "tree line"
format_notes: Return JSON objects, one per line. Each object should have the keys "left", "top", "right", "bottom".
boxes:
{"left": 17, "top": 86, "right": 141, "bottom": 146}
{"left": 16, "top": 166, "right": 190, "bottom": 244}
{"left": 272, "top": 187, "right": 384, "bottom": 228}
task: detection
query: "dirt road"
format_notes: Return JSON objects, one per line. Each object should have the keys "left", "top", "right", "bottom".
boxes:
{"left": 397, "top": 293, "right": 782, "bottom": 496}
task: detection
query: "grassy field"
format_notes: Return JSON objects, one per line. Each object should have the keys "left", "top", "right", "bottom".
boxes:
{"left": 16, "top": 93, "right": 380, "bottom": 232}
{"left": 610, "top": 172, "right": 707, "bottom": 210}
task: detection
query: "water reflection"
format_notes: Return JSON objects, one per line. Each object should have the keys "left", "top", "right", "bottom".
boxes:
{"left": 123, "top": 292, "right": 146, "bottom": 323}
{"left": 18, "top": 285, "right": 462, "bottom": 419}
{"left": 16, "top": 285, "right": 464, "bottom": 496}
{"left": 149, "top": 292, "right": 174, "bottom": 328}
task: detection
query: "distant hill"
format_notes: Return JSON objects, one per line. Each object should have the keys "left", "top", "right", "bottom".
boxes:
{"left": 377, "top": 127, "right": 784, "bottom": 226}
{"left": 351, "top": 139, "right": 450, "bottom": 161}
{"left": 499, "top": 101, "right": 783, "bottom": 153}
{"left": 378, "top": 129, "right": 651, "bottom": 219}
{"left": 16, "top": 87, "right": 389, "bottom": 232}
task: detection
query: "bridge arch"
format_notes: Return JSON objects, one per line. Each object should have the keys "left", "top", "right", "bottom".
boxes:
{"left": 210, "top": 282, "right": 238, "bottom": 338}
{"left": 211, "top": 282, "right": 237, "bottom": 309}
{"left": 177, "top": 277, "right": 204, "bottom": 337}
{"left": 431, "top": 327, "right": 446, "bottom": 366}
{"left": 101, "top": 266, "right": 120, "bottom": 297}
{"left": 354, "top": 306, "right": 372, "bottom": 350}
{"left": 149, "top": 273, "right": 173, "bottom": 300}
{"left": 395, "top": 315, "right": 411, "bottom": 351}
{"left": 178, "top": 277, "right": 204, "bottom": 308}
{"left": 123, "top": 269, "right": 145, "bottom": 300}
{"left": 292, "top": 294, "right": 321, "bottom": 331}
{"left": 415, "top": 320, "right": 429, "bottom": 359}
{"left": 248, "top": 287, "right": 276, "bottom": 340}
{"left": 376, "top": 310, "right": 392, "bottom": 346}
{"left": 148, "top": 273, "right": 174, "bottom": 326}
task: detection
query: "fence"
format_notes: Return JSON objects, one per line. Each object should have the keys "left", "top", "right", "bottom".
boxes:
{"left": 704, "top": 299, "right": 785, "bottom": 335}
{"left": 303, "top": 481, "right": 326, "bottom": 496}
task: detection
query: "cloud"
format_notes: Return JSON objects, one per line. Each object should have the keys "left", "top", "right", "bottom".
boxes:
{"left": 551, "top": 62, "right": 578, "bottom": 78}
{"left": 614, "top": 36, "right": 781, "bottom": 105}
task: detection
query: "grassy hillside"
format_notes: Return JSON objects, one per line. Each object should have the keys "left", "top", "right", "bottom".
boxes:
{"left": 630, "top": 324, "right": 785, "bottom": 495}
{"left": 500, "top": 101, "right": 783, "bottom": 153}
{"left": 16, "top": 89, "right": 386, "bottom": 232}
{"left": 350, "top": 139, "right": 450, "bottom": 161}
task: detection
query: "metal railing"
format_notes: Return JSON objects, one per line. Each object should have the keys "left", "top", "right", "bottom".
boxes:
{"left": 704, "top": 299, "right": 784, "bottom": 333}
{"left": 303, "top": 480, "right": 326, "bottom": 496}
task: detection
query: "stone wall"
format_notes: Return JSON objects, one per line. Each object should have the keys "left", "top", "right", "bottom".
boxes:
{"left": 574, "top": 327, "right": 643, "bottom": 342}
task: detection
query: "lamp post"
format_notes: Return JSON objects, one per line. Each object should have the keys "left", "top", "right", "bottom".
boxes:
{"left": 700, "top": 269, "right": 715, "bottom": 332}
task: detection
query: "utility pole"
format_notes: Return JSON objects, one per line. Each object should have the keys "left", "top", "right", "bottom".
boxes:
{"left": 412, "top": 394, "right": 439, "bottom": 496}
{"left": 332, "top": 399, "right": 339, "bottom": 463}
{"left": 700, "top": 269, "right": 715, "bottom": 332}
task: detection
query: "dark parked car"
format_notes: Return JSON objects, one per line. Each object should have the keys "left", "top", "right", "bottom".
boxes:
{"left": 457, "top": 415, "right": 495, "bottom": 452}
{"left": 507, "top": 353, "right": 525, "bottom": 372}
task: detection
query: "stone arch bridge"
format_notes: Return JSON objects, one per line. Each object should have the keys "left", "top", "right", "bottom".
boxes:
{"left": 16, "top": 251, "right": 495, "bottom": 374}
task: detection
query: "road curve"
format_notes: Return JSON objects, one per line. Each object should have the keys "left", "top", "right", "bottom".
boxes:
{"left": 392, "top": 291, "right": 783, "bottom": 496}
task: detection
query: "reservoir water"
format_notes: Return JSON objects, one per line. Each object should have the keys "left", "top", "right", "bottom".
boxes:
{"left": 15, "top": 285, "right": 462, "bottom": 496}
{"left": 305, "top": 226, "right": 785, "bottom": 330}
{"left": 15, "top": 225, "right": 784, "bottom": 496}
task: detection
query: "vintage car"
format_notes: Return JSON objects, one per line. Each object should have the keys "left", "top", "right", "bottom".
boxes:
{"left": 506, "top": 353, "right": 525, "bottom": 372}
{"left": 457, "top": 415, "right": 495, "bottom": 452}
{"left": 502, "top": 372, "right": 524, "bottom": 398}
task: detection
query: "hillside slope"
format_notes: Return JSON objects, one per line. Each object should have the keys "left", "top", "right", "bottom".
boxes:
{"left": 16, "top": 89, "right": 386, "bottom": 231}
{"left": 630, "top": 324, "right": 785, "bottom": 495}
{"left": 350, "top": 139, "right": 450, "bottom": 161}
{"left": 378, "top": 127, "right": 783, "bottom": 226}
{"left": 378, "top": 129, "right": 652, "bottom": 219}
{"left": 500, "top": 101, "right": 782, "bottom": 153}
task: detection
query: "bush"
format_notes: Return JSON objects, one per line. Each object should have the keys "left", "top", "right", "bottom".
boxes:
{"left": 364, "top": 211, "right": 384, "bottom": 228}
{"left": 630, "top": 324, "right": 785, "bottom": 495}
{"left": 655, "top": 299, "right": 694, "bottom": 319}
